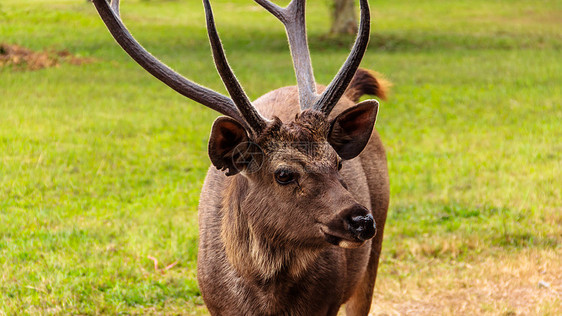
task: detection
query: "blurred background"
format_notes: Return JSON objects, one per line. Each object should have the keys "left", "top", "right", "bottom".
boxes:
{"left": 1, "top": 0, "right": 560, "bottom": 314}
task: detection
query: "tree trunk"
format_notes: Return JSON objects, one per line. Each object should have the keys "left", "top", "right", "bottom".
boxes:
{"left": 330, "top": 0, "right": 357, "bottom": 35}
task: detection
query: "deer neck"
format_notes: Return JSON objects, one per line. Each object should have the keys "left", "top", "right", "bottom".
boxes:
{"left": 220, "top": 175, "right": 320, "bottom": 282}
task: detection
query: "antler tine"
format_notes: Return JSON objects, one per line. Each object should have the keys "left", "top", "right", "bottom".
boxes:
{"left": 203, "top": 0, "right": 268, "bottom": 134}
{"left": 313, "top": 0, "right": 371, "bottom": 115}
{"left": 253, "top": 0, "right": 285, "bottom": 21}
{"left": 91, "top": 0, "right": 244, "bottom": 123}
{"left": 109, "top": 0, "right": 120, "bottom": 17}
{"left": 255, "top": 0, "right": 317, "bottom": 110}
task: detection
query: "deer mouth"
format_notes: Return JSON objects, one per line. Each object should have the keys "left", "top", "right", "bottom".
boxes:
{"left": 320, "top": 227, "right": 366, "bottom": 249}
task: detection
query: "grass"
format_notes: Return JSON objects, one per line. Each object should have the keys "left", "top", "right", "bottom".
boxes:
{"left": 1, "top": 0, "right": 561, "bottom": 314}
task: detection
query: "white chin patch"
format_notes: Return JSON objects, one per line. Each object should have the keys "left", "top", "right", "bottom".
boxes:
{"left": 338, "top": 240, "right": 363, "bottom": 249}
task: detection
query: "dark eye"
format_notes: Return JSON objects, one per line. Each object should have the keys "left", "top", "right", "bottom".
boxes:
{"left": 337, "top": 160, "right": 343, "bottom": 171}
{"left": 275, "top": 169, "right": 296, "bottom": 185}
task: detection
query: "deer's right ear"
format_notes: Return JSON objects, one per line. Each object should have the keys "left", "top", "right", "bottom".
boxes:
{"left": 208, "top": 117, "right": 251, "bottom": 176}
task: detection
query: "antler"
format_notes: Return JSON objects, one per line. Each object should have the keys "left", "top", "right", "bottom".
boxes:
{"left": 255, "top": 0, "right": 371, "bottom": 116}
{"left": 93, "top": 0, "right": 371, "bottom": 130}
{"left": 203, "top": 0, "right": 267, "bottom": 133}
{"left": 254, "top": 0, "right": 317, "bottom": 110}
{"left": 313, "top": 0, "right": 371, "bottom": 115}
{"left": 91, "top": 0, "right": 268, "bottom": 133}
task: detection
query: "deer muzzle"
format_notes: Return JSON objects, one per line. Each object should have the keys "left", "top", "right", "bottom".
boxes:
{"left": 321, "top": 204, "right": 376, "bottom": 249}
{"left": 347, "top": 213, "right": 376, "bottom": 241}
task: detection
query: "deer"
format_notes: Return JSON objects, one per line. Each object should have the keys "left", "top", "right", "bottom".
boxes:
{"left": 92, "top": 0, "right": 389, "bottom": 315}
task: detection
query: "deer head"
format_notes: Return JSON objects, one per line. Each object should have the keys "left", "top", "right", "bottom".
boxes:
{"left": 92, "top": 0, "right": 380, "bottom": 258}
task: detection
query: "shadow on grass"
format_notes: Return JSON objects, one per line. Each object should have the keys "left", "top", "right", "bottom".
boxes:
{"left": 79, "top": 24, "right": 562, "bottom": 62}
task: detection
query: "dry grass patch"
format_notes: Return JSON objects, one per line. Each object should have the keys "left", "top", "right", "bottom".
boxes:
{"left": 0, "top": 43, "right": 94, "bottom": 71}
{"left": 371, "top": 249, "right": 561, "bottom": 315}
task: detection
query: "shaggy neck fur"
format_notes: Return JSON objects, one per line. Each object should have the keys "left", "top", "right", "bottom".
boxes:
{"left": 220, "top": 175, "right": 321, "bottom": 282}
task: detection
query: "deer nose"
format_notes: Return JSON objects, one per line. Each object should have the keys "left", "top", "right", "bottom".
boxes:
{"left": 345, "top": 208, "right": 376, "bottom": 241}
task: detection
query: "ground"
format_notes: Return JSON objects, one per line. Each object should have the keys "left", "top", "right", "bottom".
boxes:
{"left": 0, "top": 0, "right": 560, "bottom": 314}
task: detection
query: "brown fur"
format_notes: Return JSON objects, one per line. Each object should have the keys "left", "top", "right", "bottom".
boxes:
{"left": 198, "top": 70, "right": 390, "bottom": 315}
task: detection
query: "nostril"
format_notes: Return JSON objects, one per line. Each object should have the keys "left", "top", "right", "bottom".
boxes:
{"left": 347, "top": 213, "right": 376, "bottom": 241}
{"left": 350, "top": 215, "right": 368, "bottom": 232}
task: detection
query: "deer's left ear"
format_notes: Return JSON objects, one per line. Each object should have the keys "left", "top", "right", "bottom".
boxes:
{"left": 328, "top": 100, "right": 379, "bottom": 160}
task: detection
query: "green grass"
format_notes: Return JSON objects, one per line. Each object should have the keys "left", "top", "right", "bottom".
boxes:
{"left": 1, "top": 0, "right": 561, "bottom": 314}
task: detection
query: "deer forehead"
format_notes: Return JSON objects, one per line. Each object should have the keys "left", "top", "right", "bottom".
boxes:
{"left": 257, "top": 111, "right": 335, "bottom": 161}
{"left": 267, "top": 143, "right": 336, "bottom": 168}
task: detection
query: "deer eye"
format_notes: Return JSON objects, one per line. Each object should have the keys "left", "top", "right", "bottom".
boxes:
{"left": 337, "top": 159, "right": 343, "bottom": 171}
{"left": 275, "top": 169, "right": 297, "bottom": 185}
